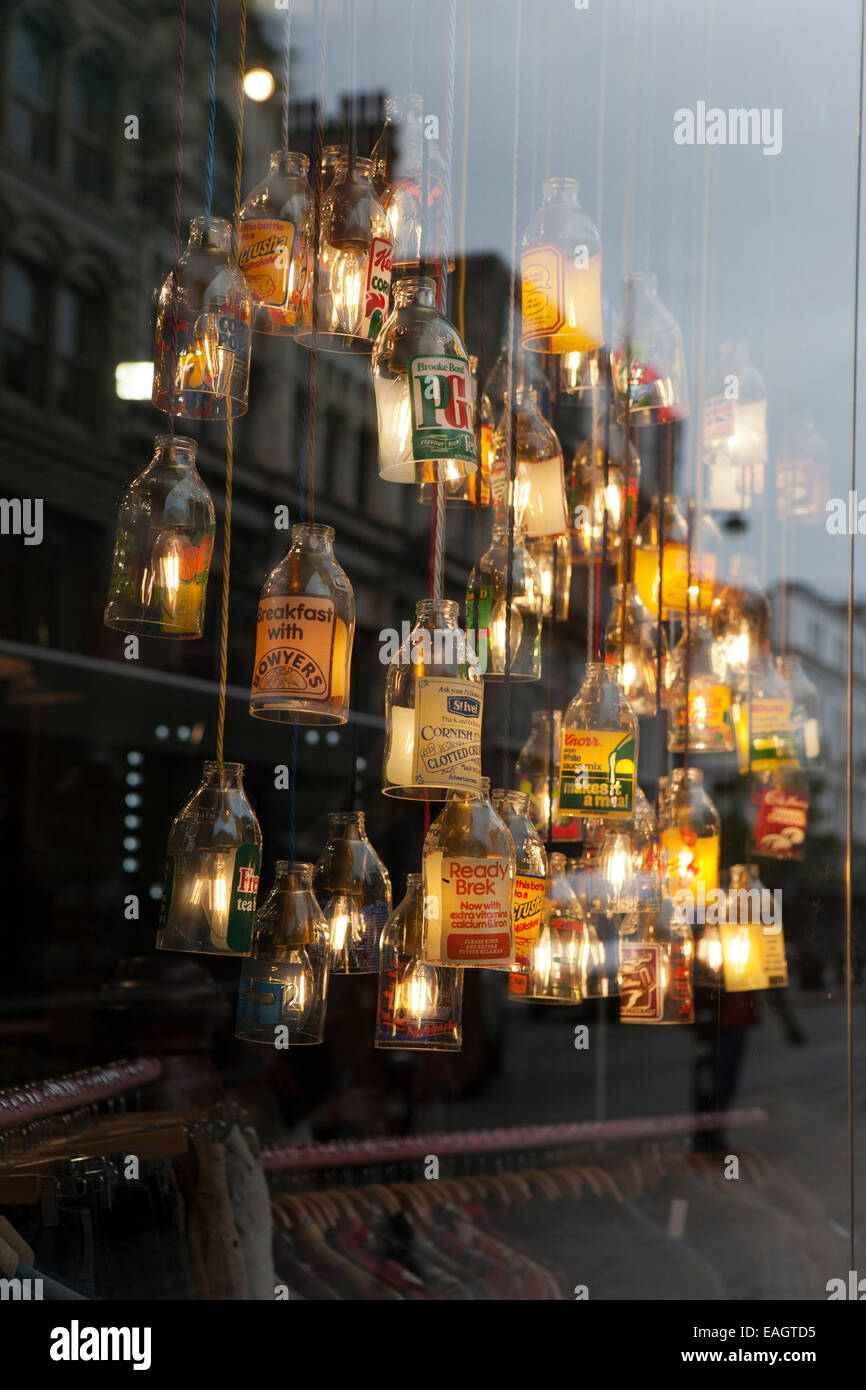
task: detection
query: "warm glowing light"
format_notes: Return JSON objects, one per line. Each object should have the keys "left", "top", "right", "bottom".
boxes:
{"left": 189, "top": 856, "right": 232, "bottom": 941}
{"left": 395, "top": 959, "right": 440, "bottom": 1024}
{"left": 244, "top": 69, "right": 275, "bottom": 101}
{"left": 115, "top": 361, "right": 154, "bottom": 400}
{"left": 328, "top": 247, "right": 366, "bottom": 334}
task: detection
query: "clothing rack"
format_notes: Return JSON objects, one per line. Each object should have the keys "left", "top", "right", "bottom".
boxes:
{"left": 0, "top": 1058, "right": 162, "bottom": 1133}
{"left": 261, "top": 1106, "right": 767, "bottom": 1173}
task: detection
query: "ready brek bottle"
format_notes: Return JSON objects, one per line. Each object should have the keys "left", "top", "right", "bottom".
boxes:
{"left": 423, "top": 778, "right": 516, "bottom": 968}
{"left": 559, "top": 663, "right": 639, "bottom": 820}
{"left": 490, "top": 788, "right": 547, "bottom": 993}
{"left": 249, "top": 523, "right": 355, "bottom": 724}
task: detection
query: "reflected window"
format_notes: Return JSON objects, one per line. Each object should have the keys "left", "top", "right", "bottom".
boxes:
{"left": 2, "top": 257, "right": 49, "bottom": 402}
{"left": 9, "top": 12, "right": 62, "bottom": 165}
{"left": 56, "top": 278, "right": 106, "bottom": 424}
{"left": 68, "top": 50, "right": 116, "bottom": 198}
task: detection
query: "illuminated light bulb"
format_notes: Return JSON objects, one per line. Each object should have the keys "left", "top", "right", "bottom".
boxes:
{"left": 695, "top": 923, "right": 723, "bottom": 985}
{"left": 374, "top": 374, "right": 415, "bottom": 478}
{"left": 604, "top": 585, "right": 664, "bottom": 716}
{"left": 489, "top": 599, "right": 523, "bottom": 673}
{"left": 376, "top": 874, "right": 463, "bottom": 1051}
{"left": 244, "top": 68, "right": 275, "bottom": 101}
{"left": 314, "top": 811, "right": 392, "bottom": 971}
{"left": 599, "top": 829, "right": 638, "bottom": 913}
{"left": 189, "top": 850, "right": 233, "bottom": 942}
{"left": 328, "top": 246, "right": 367, "bottom": 335}
{"left": 395, "top": 957, "right": 441, "bottom": 1026}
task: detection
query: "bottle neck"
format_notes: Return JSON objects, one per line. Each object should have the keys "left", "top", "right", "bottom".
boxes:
{"left": 201, "top": 760, "right": 244, "bottom": 791}
{"left": 328, "top": 812, "right": 366, "bottom": 841}
{"left": 291, "top": 523, "right": 335, "bottom": 555}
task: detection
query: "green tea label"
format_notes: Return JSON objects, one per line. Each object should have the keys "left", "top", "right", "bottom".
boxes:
{"left": 559, "top": 729, "right": 636, "bottom": 817}
{"left": 408, "top": 355, "right": 476, "bottom": 464}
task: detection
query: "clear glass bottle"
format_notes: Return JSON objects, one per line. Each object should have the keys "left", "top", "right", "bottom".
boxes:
{"left": 633, "top": 495, "right": 718, "bottom": 620}
{"left": 153, "top": 217, "right": 252, "bottom": 420}
{"left": 235, "top": 862, "right": 331, "bottom": 1044}
{"left": 721, "top": 863, "right": 788, "bottom": 992}
{"left": 375, "top": 873, "right": 463, "bottom": 1050}
{"left": 526, "top": 534, "right": 572, "bottom": 620}
{"left": 491, "top": 389, "right": 569, "bottom": 537}
{"left": 519, "top": 853, "right": 586, "bottom": 1003}
{"left": 239, "top": 150, "right": 313, "bottom": 336}
{"left": 490, "top": 788, "right": 548, "bottom": 994}
{"left": 515, "top": 710, "right": 580, "bottom": 843}
{"left": 521, "top": 178, "right": 603, "bottom": 354}
{"left": 372, "top": 276, "right": 477, "bottom": 483}
{"left": 776, "top": 655, "right": 821, "bottom": 765}
{"left": 250, "top": 523, "right": 355, "bottom": 725}
{"left": 731, "top": 655, "right": 801, "bottom": 774}
{"left": 417, "top": 357, "right": 491, "bottom": 509}
{"left": 569, "top": 426, "right": 641, "bottom": 565}
{"left": 710, "top": 555, "right": 772, "bottom": 688}
{"left": 423, "top": 778, "right": 516, "bottom": 968}
{"left": 379, "top": 94, "right": 454, "bottom": 271}
{"left": 560, "top": 662, "right": 639, "bottom": 820}
{"left": 665, "top": 617, "right": 735, "bottom": 754}
{"left": 660, "top": 768, "right": 721, "bottom": 898}
{"left": 465, "top": 523, "right": 543, "bottom": 680}
{"left": 703, "top": 342, "right": 768, "bottom": 510}
{"left": 618, "top": 895, "right": 694, "bottom": 1024}
{"left": 104, "top": 434, "right": 215, "bottom": 638}
{"left": 157, "top": 760, "right": 262, "bottom": 956}
{"left": 298, "top": 155, "right": 392, "bottom": 349}
{"left": 603, "top": 583, "right": 666, "bottom": 715}
{"left": 611, "top": 271, "right": 689, "bottom": 423}
{"left": 776, "top": 416, "right": 830, "bottom": 524}
{"left": 383, "top": 598, "right": 483, "bottom": 798}
{"left": 314, "top": 811, "right": 392, "bottom": 973}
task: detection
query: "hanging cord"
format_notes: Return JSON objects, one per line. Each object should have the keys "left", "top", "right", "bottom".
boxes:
{"left": 347, "top": 0, "right": 357, "bottom": 171}
{"left": 596, "top": 360, "right": 612, "bottom": 661}
{"left": 683, "top": 499, "right": 694, "bottom": 776}
{"left": 545, "top": 543, "right": 558, "bottom": 853}
{"left": 214, "top": 0, "right": 248, "bottom": 767}
{"left": 500, "top": 0, "right": 523, "bottom": 791}
{"left": 280, "top": 0, "right": 293, "bottom": 152}
{"left": 204, "top": 0, "right": 219, "bottom": 228}
{"left": 304, "top": 0, "right": 327, "bottom": 519}
{"left": 166, "top": 0, "right": 187, "bottom": 439}
{"left": 429, "top": 0, "right": 458, "bottom": 607}
{"left": 845, "top": 0, "right": 865, "bottom": 1280}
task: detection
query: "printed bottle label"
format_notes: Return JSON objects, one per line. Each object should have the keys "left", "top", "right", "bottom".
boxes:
{"left": 412, "top": 677, "right": 483, "bottom": 791}
{"left": 238, "top": 218, "right": 295, "bottom": 311}
{"left": 465, "top": 585, "right": 493, "bottom": 673}
{"left": 720, "top": 921, "right": 789, "bottom": 992}
{"left": 673, "top": 683, "right": 734, "bottom": 749}
{"left": 619, "top": 941, "right": 664, "bottom": 1021}
{"left": 559, "top": 729, "right": 636, "bottom": 817}
{"left": 251, "top": 595, "right": 336, "bottom": 701}
{"left": 751, "top": 785, "right": 809, "bottom": 859}
{"left": 376, "top": 959, "right": 460, "bottom": 1043}
{"left": 733, "top": 697, "right": 800, "bottom": 771}
{"left": 521, "top": 245, "right": 567, "bottom": 342}
{"left": 661, "top": 830, "right": 720, "bottom": 894}
{"left": 237, "top": 959, "right": 307, "bottom": 1028}
{"left": 511, "top": 873, "right": 545, "bottom": 969}
{"left": 423, "top": 851, "right": 513, "bottom": 965}
{"left": 227, "top": 844, "right": 261, "bottom": 952}
{"left": 407, "top": 355, "right": 476, "bottom": 465}
{"left": 360, "top": 237, "right": 393, "bottom": 340}
{"left": 661, "top": 543, "right": 716, "bottom": 611}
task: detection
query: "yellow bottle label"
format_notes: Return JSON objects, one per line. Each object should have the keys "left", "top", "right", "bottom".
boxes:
{"left": 511, "top": 873, "right": 546, "bottom": 969}
{"left": 720, "top": 921, "right": 789, "bottom": 991}
{"left": 239, "top": 218, "right": 295, "bottom": 312}
{"left": 251, "top": 595, "right": 336, "bottom": 700}
{"left": 733, "top": 697, "right": 800, "bottom": 772}
{"left": 521, "top": 244, "right": 603, "bottom": 352}
{"left": 559, "top": 729, "right": 636, "bottom": 817}
{"left": 634, "top": 544, "right": 715, "bottom": 615}
{"left": 423, "top": 850, "right": 514, "bottom": 966}
{"left": 412, "top": 678, "right": 483, "bottom": 791}
{"left": 672, "top": 683, "right": 734, "bottom": 751}
{"left": 661, "top": 829, "right": 720, "bottom": 895}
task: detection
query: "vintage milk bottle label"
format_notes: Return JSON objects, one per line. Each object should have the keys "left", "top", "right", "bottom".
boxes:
{"left": 407, "top": 355, "right": 476, "bottom": 464}
{"left": 511, "top": 873, "right": 545, "bottom": 969}
{"left": 521, "top": 245, "right": 567, "bottom": 343}
{"left": 238, "top": 219, "right": 295, "bottom": 311}
{"left": 360, "top": 237, "right": 393, "bottom": 339}
{"left": 424, "top": 851, "right": 513, "bottom": 965}
{"left": 412, "top": 677, "right": 483, "bottom": 790}
{"left": 559, "top": 729, "right": 636, "bottom": 817}
{"left": 251, "top": 595, "right": 336, "bottom": 700}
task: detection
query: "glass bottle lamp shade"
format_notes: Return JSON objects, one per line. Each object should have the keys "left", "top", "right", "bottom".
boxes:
{"left": 422, "top": 779, "right": 516, "bottom": 968}
{"left": 250, "top": 523, "right": 355, "bottom": 725}
{"left": 618, "top": 895, "right": 694, "bottom": 1024}
{"left": 490, "top": 788, "right": 547, "bottom": 997}
{"left": 157, "top": 760, "right": 262, "bottom": 956}
{"left": 527, "top": 534, "right": 572, "bottom": 620}
{"left": 491, "top": 391, "right": 569, "bottom": 537}
{"left": 702, "top": 341, "right": 768, "bottom": 510}
{"left": 313, "top": 811, "right": 392, "bottom": 973}
{"left": 235, "top": 862, "right": 330, "bottom": 1044}
{"left": 660, "top": 768, "right": 721, "bottom": 897}
{"left": 665, "top": 618, "right": 735, "bottom": 754}
{"left": 380, "top": 94, "right": 455, "bottom": 272}
{"left": 383, "top": 599, "right": 483, "bottom": 798}
{"left": 465, "top": 523, "right": 543, "bottom": 681}
{"left": 518, "top": 852, "right": 587, "bottom": 1003}
{"left": 296, "top": 156, "right": 393, "bottom": 351}
{"left": 239, "top": 150, "right": 313, "bottom": 336}
{"left": 375, "top": 873, "right": 463, "bottom": 1050}
{"left": 104, "top": 434, "right": 215, "bottom": 638}
{"left": 559, "top": 662, "right": 639, "bottom": 821}
{"left": 611, "top": 273, "right": 689, "bottom": 423}
{"left": 417, "top": 357, "right": 492, "bottom": 509}
{"left": 521, "top": 178, "right": 603, "bottom": 355}
{"left": 710, "top": 555, "right": 772, "bottom": 688}
{"left": 633, "top": 495, "right": 719, "bottom": 620}
{"left": 153, "top": 217, "right": 252, "bottom": 420}
{"left": 777, "top": 655, "right": 821, "bottom": 765}
{"left": 372, "top": 276, "right": 477, "bottom": 483}
{"left": 515, "top": 709, "right": 579, "bottom": 843}
{"left": 568, "top": 428, "right": 641, "bottom": 566}
{"left": 603, "top": 584, "right": 665, "bottom": 715}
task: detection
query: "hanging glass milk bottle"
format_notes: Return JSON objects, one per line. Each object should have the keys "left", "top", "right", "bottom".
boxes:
{"left": 465, "top": 523, "right": 543, "bottom": 680}
{"left": 239, "top": 150, "right": 313, "bottom": 336}
{"left": 490, "top": 789, "right": 547, "bottom": 998}
{"left": 236, "top": 862, "right": 331, "bottom": 1044}
{"left": 619, "top": 895, "right": 694, "bottom": 1025}
{"left": 423, "top": 779, "right": 516, "bottom": 968}
{"left": 372, "top": 276, "right": 477, "bottom": 483}
{"left": 157, "top": 761, "right": 262, "bottom": 956}
{"left": 611, "top": 272, "right": 689, "bottom": 423}
{"left": 559, "top": 663, "right": 639, "bottom": 820}
{"left": 153, "top": 217, "right": 252, "bottom": 419}
{"left": 314, "top": 811, "right": 392, "bottom": 973}
{"left": 250, "top": 523, "right": 355, "bottom": 725}
{"left": 104, "top": 434, "right": 215, "bottom": 638}
{"left": 375, "top": 873, "right": 463, "bottom": 1051}
{"left": 521, "top": 178, "right": 603, "bottom": 360}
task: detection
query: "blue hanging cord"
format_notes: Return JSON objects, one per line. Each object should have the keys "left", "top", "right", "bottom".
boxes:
{"left": 204, "top": 0, "right": 219, "bottom": 227}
